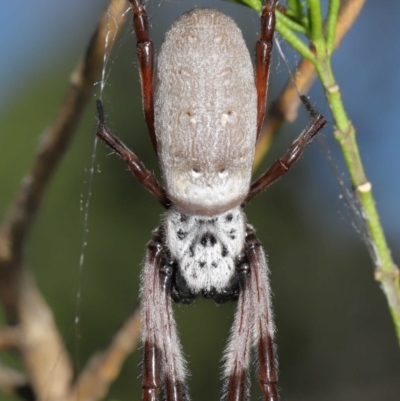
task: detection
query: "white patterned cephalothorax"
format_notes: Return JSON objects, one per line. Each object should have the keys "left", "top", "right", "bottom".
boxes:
{"left": 165, "top": 207, "right": 246, "bottom": 295}
{"left": 96, "top": 1, "right": 326, "bottom": 400}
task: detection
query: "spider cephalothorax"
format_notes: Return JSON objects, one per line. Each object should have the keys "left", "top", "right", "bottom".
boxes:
{"left": 96, "top": 1, "right": 326, "bottom": 400}
{"left": 164, "top": 207, "right": 246, "bottom": 299}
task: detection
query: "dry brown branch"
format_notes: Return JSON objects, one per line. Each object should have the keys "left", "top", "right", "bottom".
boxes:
{"left": 0, "top": 0, "right": 128, "bottom": 274}
{"left": 18, "top": 271, "right": 74, "bottom": 401}
{"left": 70, "top": 307, "right": 141, "bottom": 401}
{"left": 0, "top": 326, "right": 21, "bottom": 350}
{"left": 0, "top": 1, "right": 129, "bottom": 400}
{"left": 0, "top": 363, "right": 31, "bottom": 400}
{"left": 254, "top": 0, "right": 367, "bottom": 168}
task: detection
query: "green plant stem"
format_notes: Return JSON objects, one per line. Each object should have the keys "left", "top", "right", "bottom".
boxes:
{"left": 276, "top": 11, "right": 316, "bottom": 62}
{"left": 275, "top": 6, "right": 400, "bottom": 343}
{"left": 287, "top": 0, "right": 304, "bottom": 20}
{"left": 227, "top": 0, "right": 400, "bottom": 344}
{"left": 276, "top": 9, "right": 307, "bottom": 34}
{"left": 307, "top": 0, "right": 323, "bottom": 41}
{"left": 315, "top": 58, "right": 400, "bottom": 339}
{"left": 326, "top": 0, "right": 340, "bottom": 54}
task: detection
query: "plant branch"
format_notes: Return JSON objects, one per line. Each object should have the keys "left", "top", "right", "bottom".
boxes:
{"left": 71, "top": 307, "right": 141, "bottom": 401}
{"left": 254, "top": 0, "right": 367, "bottom": 168}
{"left": 0, "top": 1, "right": 130, "bottom": 400}
{"left": 0, "top": 326, "right": 21, "bottom": 350}
{"left": 326, "top": 0, "right": 340, "bottom": 54}
{"left": 276, "top": 10, "right": 307, "bottom": 34}
{"left": 275, "top": 12, "right": 317, "bottom": 61}
{"left": 0, "top": 0, "right": 128, "bottom": 269}
{"left": 319, "top": 59, "right": 400, "bottom": 341}
{"left": 0, "top": 363, "right": 32, "bottom": 401}
{"left": 254, "top": 0, "right": 400, "bottom": 342}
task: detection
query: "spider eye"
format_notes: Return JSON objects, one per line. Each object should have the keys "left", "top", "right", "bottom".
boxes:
{"left": 179, "top": 109, "right": 197, "bottom": 126}
{"left": 221, "top": 110, "right": 238, "bottom": 126}
{"left": 219, "top": 168, "right": 228, "bottom": 178}
{"left": 192, "top": 168, "right": 201, "bottom": 178}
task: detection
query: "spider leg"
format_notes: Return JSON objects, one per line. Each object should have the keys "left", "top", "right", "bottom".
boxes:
{"left": 221, "top": 258, "right": 253, "bottom": 401}
{"left": 222, "top": 228, "right": 278, "bottom": 401}
{"left": 129, "top": 0, "right": 157, "bottom": 154}
{"left": 141, "top": 228, "right": 189, "bottom": 401}
{"left": 96, "top": 100, "right": 171, "bottom": 208}
{"left": 255, "top": 0, "right": 278, "bottom": 139}
{"left": 245, "top": 226, "right": 278, "bottom": 401}
{"left": 244, "top": 103, "right": 326, "bottom": 206}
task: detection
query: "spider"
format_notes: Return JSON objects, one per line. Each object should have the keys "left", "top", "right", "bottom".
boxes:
{"left": 96, "top": 1, "right": 326, "bottom": 400}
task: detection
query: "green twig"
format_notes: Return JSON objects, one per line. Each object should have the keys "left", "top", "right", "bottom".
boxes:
{"left": 276, "top": 9, "right": 307, "bottom": 35}
{"left": 275, "top": 10, "right": 316, "bottom": 62}
{"left": 225, "top": 0, "right": 400, "bottom": 344}
{"left": 284, "top": 0, "right": 400, "bottom": 345}
{"left": 287, "top": 0, "right": 304, "bottom": 20}
{"left": 326, "top": 0, "right": 340, "bottom": 54}
{"left": 307, "top": 0, "right": 323, "bottom": 42}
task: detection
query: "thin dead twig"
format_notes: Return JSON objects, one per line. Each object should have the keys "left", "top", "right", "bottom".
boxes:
{"left": 0, "top": 363, "right": 32, "bottom": 400}
{"left": 0, "top": 1, "right": 129, "bottom": 401}
{"left": 0, "top": 326, "right": 21, "bottom": 350}
{"left": 0, "top": 0, "right": 128, "bottom": 271}
{"left": 71, "top": 307, "right": 141, "bottom": 401}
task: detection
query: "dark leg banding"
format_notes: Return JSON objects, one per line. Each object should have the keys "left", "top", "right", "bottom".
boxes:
{"left": 129, "top": 0, "right": 157, "bottom": 154}
{"left": 255, "top": 0, "right": 278, "bottom": 139}
{"left": 96, "top": 100, "right": 171, "bottom": 208}
{"left": 140, "top": 229, "right": 188, "bottom": 401}
{"left": 245, "top": 227, "right": 278, "bottom": 401}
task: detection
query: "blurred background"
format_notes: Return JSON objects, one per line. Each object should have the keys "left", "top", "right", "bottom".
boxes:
{"left": 1, "top": 0, "right": 399, "bottom": 400}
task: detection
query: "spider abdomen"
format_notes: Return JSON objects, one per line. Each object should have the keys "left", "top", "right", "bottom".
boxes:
{"left": 155, "top": 8, "right": 257, "bottom": 216}
{"left": 165, "top": 207, "right": 246, "bottom": 295}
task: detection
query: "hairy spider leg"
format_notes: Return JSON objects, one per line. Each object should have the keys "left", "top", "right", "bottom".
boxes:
{"left": 255, "top": 0, "right": 278, "bottom": 139}
{"left": 244, "top": 109, "right": 327, "bottom": 205}
{"left": 96, "top": 100, "right": 171, "bottom": 208}
{"left": 222, "top": 256, "right": 253, "bottom": 401}
{"left": 129, "top": 0, "right": 157, "bottom": 154}
{"left": 141, "top": 228, "right": 189, "bottom": 401}
{"left": 246, "top": 227, "right": 278, "bottom": 401}
{"left": 222, "top": 228, "right": 278, "bottom": 401}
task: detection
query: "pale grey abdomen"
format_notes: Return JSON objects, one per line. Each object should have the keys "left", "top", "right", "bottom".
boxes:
{"left": 155, "top": 8, "right": 257, "bottom": 215}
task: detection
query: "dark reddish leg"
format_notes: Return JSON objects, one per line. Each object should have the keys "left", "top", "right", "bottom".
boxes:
{"left": 222, "top": 228, "right": 279, "bottom": 401}
{"left": 255, "top": 0, "right": 278, "bottom": 139}
{"left": 244, "top": 97, "right": 326, "bottom": 205}
{"left": 142, "top": 341, "right": 161, "bottom": 401}
{"left": 245, "top": 227, "right": 278, "bottom": 401}
{"left": 96, "top": 100, "right": 171, "bottom": 208}
{"left": 141, "top": 235, "right": 163, "bottom": 401}
{"left": 141, "top": 229, "right": 188, "bottom": 401}
{"left": 129, "top": 0, "right": 157, "bottom": 154}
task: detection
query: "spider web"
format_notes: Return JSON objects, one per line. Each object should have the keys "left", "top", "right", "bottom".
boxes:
{"left": 73, "top": 0, "right": 131, "bottom": 380}
{"left": 274, "top": 34, "right": 380, "bottom": 268}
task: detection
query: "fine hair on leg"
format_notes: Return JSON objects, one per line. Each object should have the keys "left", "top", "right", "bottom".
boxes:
{"left": 246, "top": 227, "right": 278, "bottom": 401}
{"left": 140, "top": 228, "right": 188, "bottom": 401}
{"left": 221, "top": 260, "right": 253, "bottom": 401}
